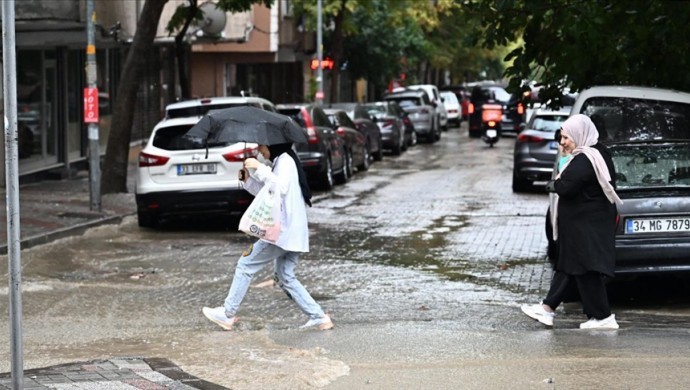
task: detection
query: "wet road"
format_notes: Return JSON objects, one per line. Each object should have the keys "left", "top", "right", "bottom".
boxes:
{"left": 2, "top": 126, "right": 690, "bottom": 389}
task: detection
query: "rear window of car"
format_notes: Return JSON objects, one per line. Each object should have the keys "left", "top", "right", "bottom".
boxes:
{"left": 151, "top": 124, "right": 232, "bottom": 150}
{"left": 610, "top": 143, "right": 690, "bottom": 190}
{"left": 530, "top": 115, "right": 569, "bottom": 132}
{"left": 167, "top": 102, "right": 261, "bottom": 119}
{"left": 277, "top": 108, "right": 306, "bottom": 128}
{"left": 386, "top": 97, "right": 421, "bottom": 108}
{"left": 580, "top": 97, "right": 690, "bottom": 142}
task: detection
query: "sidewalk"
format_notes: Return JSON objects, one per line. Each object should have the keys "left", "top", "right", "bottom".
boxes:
{"left": 0, "top": 148, "right": 228, "bottom": 389}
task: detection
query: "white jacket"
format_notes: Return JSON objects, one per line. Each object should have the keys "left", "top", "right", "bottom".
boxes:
{"left": 243, "top": 154, "right": 309, "bottom": 252}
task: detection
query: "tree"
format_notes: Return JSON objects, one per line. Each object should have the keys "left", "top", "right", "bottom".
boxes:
{"left": 102, "top": 0, "right": 272, "bottom": 194}
{"left": 464, "top": 0, "right": 690, "bottom": 107}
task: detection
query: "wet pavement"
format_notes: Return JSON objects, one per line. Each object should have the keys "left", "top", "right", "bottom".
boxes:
{"left": 2, "top": 128, "right": 690, "bottom": 389}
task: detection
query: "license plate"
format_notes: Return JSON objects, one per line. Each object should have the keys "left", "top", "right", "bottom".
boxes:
{"left": 625, "top": 217, "right": 690, "bottom": 234}
{"left": 486, "top": 129, "right": 497, "bottom": 137}
{"left": 177, "top": 163, "right": 217, "bottom": 175}
{"left": 549, "top": 141, "right": 558, "bottom": 149}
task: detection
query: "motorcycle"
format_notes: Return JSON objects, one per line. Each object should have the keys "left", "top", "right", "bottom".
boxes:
{"left": 480, "top": 103, "right": 503, "bottom": 147}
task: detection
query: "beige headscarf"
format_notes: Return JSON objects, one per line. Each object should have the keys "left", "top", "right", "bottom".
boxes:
{"left": 550, "top": 114, "right": 623, "bottom": 240}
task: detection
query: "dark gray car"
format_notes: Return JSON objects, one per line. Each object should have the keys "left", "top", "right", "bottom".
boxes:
{"left": 512, "top": 108, "right": 570, "bottom": 192}
{"left": 545, "top": 88, "right": 690, "bottom": 275}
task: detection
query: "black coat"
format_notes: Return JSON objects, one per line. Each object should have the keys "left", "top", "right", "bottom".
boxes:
{"left": 553, "top": 143, "right": 617, "bottom": 277}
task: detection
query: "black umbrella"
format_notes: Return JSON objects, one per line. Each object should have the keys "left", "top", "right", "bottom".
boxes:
{"left": 183, "top": 106, "right": 308, "bottom": 146}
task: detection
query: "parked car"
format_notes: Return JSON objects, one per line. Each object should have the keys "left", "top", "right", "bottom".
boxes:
{"left": 164, "top": 96, "right": 277, "bottom": 118}
{"left": 323, "top": 108, "right": 370, "bottom": 174}
{"left": 135, "top": 96, "right": 279, "bottom": 228}
{"left": 512, "top": 107, "right": 571, "bottom": 192}
{"left": 383, "top": 89, "right": 441, "bottom": 143}
{"left": 275, "top": 104, "right": 347, "bottom": 191}
{"left": 328, "top": 102, "right": 384, "bottom": 162}
{"left": 545, "top": 85, "right": 690, "bottom": 275}
{"left": 467, "top": 83, "right": 526, "bottom": 138}
{"left": 440, "top": 84, "right": 470, "bottom": 122}
{"left": 362, "top": 101, "right": 407, "bottom": 155}
{"left": 407, "top": 84, "right": 448, "bottom": 130}
{"left": 440, "top": 90, "right": 461, "bottom": 127}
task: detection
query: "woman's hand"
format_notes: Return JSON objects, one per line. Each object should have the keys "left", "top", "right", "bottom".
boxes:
{"left": 238, "top": 168, "right": 248, "bottom": 182}
{"left": 244, "top": 158, "right": 262, "bottom": 170}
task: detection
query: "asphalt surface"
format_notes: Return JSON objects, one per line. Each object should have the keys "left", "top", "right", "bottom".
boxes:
{"left": 0, "top": 148, "right": 224, "bottom": 389}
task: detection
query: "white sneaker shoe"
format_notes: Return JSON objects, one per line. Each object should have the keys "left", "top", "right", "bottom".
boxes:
{"left": 300, "top": 314, "right": 334, "bottom": 330}
{"left": 202, "top": 306, "right": 237, "bottom": 330}
{"left": 521, "top": 304, "right": 555, "bottom": 326}
{"left": 579, "top": 314, "right": 619, "bottom": 329}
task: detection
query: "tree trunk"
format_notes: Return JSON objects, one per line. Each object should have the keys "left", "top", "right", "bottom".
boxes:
{"left": 175, "top": 0, "right": 198, "bottom": 100}
{"left": 328, "top": 0, "right": 347, "bottom": 103}
{"left": 101, "top": 0, "right": 168, "bottom": 194}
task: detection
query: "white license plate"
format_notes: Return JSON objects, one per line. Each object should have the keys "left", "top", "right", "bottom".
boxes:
{"left": 177, "top": 163, "right": 217, "bottom": 175}
{"left": 486, "top": 129, "right": 497, "bottom": 137}
{"left": 625, "top": 217, "right": 690, "bottom": 234}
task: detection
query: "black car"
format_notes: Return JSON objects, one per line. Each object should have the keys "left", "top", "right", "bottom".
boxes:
{"left": 328, "top": 102, "right": 384, "bottom": 162}
{"left": 324, "top": 108, "right": 370, "bottom": 174}
{"left": 276, "top": 104, "right": 347, "bottom": 191}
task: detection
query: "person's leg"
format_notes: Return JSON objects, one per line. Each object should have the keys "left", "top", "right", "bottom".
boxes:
{"left": 575, "top": 272, "right": 611, "bottom": 320}
{"left": 543, "top": 270, "right": 575, "bottom": 310}
{"left": 274, "top": 251, "right": 326, "bottom": 320}
{"left": 222, "top": 241, "right": 284, "bottom": 317}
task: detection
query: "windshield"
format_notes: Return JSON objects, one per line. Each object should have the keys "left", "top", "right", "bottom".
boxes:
{"left": 610, "top": 143, "right": 690, "bottom": 190}
{"left": 580, "top": 97, "right": 690, "bottom": 142}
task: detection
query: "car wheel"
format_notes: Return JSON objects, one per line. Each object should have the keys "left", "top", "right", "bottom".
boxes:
{"left": 137, "top": 209, "right": 159, "bottom": 228}
{"left": 335, "top": 150, "right": 351, "bottom": 184}
{"left": 358, "top": 145, "right": 370, "bottom": 171}
{"left": 391, "top": 133, "right": 402, "bottom": 155}
{"left": 409, "top": 130, "right": 417, "bottom": 147}
{"left": 317, "top": 156, "right": 335, "bottom": 191}
{"left": 373, "top": 138, "right": 384, "bottom": 161}
{"left": 512, "top": 169, "right": 532, "bottom": 192}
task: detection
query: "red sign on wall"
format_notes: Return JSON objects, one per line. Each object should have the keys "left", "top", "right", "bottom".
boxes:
{"left": 83, "top": 87, "right": 99, "bottom": 123}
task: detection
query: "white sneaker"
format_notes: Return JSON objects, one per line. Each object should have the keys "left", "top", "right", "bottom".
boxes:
{"left": 300, "top": 314, "right": 334, "bottom": 330}
{"left": 202, "top": 306, "right": 237, "bottom": 330}
{"left": 579, "top": 314, "right": 619, "bottom": 329}
{"left": 521, "top": 304, "right": 555, "bottom": 326}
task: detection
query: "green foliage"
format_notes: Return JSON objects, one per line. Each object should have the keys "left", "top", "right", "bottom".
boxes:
{"left": 465, "top": 0, "right": 690, "bottom": 107}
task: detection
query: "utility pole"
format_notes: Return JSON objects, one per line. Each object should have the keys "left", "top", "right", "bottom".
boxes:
{"left": 316, "top": 0, "right": 324, "bottom": 105}
{"left": 2, "top": 1, "right": 24, "bottom": 388}
{"left": 85, "top": 0, "right": 101, "bottom": 211}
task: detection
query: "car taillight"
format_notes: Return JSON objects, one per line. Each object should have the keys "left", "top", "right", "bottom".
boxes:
{"left": 139, "top": 152, "right": 169, "bottom": 167}
{"left": 403, "top": 117, "right": 411, "bottom": 124}
{"left": 615, "top": 214, "right": 620, "bottom": 229}
{"left": 517, "top": 103, "right": 524, "bottom": 115}
{"left": 307, "top": 126, "right": 319, "bottom": 144}
{"left": 336, "top": 127, "right": 346, "bottom": 136}
{"left": 467, "top": 103, "right": 475, "bottom": 114}
{"left": 223, "top": 146, "right": 259, "bottom": 162}
{"left": 516, "top": 134, "right": 544, "bottom": 143}
{"left": 383, "top": 119, "right": 395, "bottom": 127}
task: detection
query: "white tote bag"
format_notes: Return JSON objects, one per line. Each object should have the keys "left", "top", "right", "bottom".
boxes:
{"left": 238, "top": 184, "right": 281, "bottom": 243}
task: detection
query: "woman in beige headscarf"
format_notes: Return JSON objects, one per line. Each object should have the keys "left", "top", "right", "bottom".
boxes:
{"left": 522, "top": 114, "right": 623, "bottom": 329}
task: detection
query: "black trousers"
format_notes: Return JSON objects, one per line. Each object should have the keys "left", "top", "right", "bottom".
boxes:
{"left": 543, "top": 270, "right": 611, "bottom": 320}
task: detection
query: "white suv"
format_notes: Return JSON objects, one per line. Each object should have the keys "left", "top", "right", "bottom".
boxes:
{"left": 135, "top": 96, "right": 276, "bottom": 228}
{"left": 407, "top": 84, "right": 448, "bottom": 130}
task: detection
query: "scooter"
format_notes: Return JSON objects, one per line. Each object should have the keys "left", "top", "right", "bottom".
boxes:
{"left": 480, "top": 103, "right": 503, "bottom": 147}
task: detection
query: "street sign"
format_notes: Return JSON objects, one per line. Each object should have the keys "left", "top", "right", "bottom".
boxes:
{"left": 83, "top": 87, "right": 99, "bottom": 123}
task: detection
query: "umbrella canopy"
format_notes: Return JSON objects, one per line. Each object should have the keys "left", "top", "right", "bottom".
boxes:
{"left": 183, "top": 106, "right": 308, "bottom": 146}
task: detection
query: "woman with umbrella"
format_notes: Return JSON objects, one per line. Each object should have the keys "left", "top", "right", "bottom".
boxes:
{"left": 198, "top": 108, "right": 332, "bottom": 331}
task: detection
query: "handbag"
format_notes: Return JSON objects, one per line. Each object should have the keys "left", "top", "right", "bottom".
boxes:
{"left": 238, "top": 184, "right": 281, "bottom": 243}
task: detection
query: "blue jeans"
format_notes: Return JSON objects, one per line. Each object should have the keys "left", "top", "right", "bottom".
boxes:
{"left": 223, "top": 240, "right": 325, "bottom": 320}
